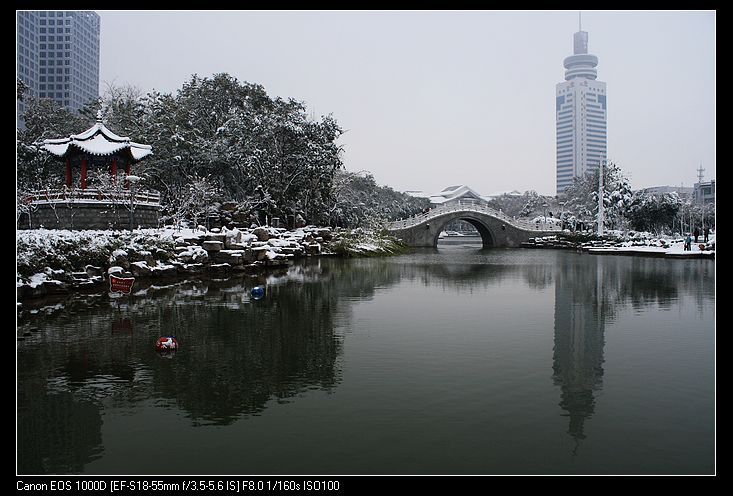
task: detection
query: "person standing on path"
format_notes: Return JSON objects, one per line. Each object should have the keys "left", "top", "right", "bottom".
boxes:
{"left": 694, "top": 227, "right": 700, "bottom": 243}
{"left": 704, "top": 226, "right": 710, "bottom": 243}
{"left": 685, "top": 233, "right": 692, "bottom": 251}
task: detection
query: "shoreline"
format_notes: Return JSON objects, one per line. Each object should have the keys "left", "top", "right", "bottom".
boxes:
{"left": 16, "top": 226, "right": 405, "bottom": 302}
{"left": 520, "top": 233, "right": 715, "bottom": 260}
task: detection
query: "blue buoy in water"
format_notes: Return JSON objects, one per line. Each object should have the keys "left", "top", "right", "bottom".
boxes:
{"left": 251, "top": 286, "right": 265, "bottom": 300}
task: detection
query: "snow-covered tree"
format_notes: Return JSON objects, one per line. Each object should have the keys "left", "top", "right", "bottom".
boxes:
{"left": 627, "top": 192, "right": 682, "bottom": 234}
{"left": 326, "top": 170, "right": 429, "bottom": 228}
{"left": 562, "top": 161, "right": 633, "bottom": 231}
{"left": 18, "top": 73, "right": 347, "bottom": 227}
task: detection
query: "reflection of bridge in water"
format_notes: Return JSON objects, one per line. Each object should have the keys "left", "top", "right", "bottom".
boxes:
{"left": 386, "top": 201, "right": 560, "bottom": 248}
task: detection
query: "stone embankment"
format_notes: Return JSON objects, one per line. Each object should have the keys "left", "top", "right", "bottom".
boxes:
{"left": 17, "top": 226, "right": 404, "bottom": 299}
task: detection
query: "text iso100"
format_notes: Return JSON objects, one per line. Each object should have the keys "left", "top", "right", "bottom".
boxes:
{"left": 304, "top": 480, "right": 340, "bottom": 491}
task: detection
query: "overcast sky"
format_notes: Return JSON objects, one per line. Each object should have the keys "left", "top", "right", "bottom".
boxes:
{"left": 99, "top": 10, "right": 715, "bottom": 196}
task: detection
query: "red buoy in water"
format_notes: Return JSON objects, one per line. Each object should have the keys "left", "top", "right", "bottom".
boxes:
{"left": 155, "top": 336, "right": 178, "bottom": 352}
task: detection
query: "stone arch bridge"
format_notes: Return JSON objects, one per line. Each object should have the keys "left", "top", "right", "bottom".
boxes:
{"left": 385, "top": 201, "right": 561, "bottom": 248}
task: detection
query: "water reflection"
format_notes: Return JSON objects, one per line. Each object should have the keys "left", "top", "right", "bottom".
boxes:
{"left": 549, "top": 255, "right": 714, "bottom": 452}
{"left": 17, "top": 251, "right": 714, "bottom": 474}
{"left": 552, "top": 256, "right": 606, "bottom": 448}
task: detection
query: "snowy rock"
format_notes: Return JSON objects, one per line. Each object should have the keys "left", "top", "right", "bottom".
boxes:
{"left": 214, "top": 249, "right": 245, "bottom": 265}
{"left": 202, "top": 241, "right": 224, "bottom": 252}
{"left": 108, "top": 266, "right": 124, "bottom": 275}
{"left": 241, "top": 233, "right": 258, "bottom": 244}
{"left": 209, "top": 263, "right": 231, "bottom": 272}
{"left": 223, "top": 227, "right": 242, "bottom": 248}
{"left": 317, "top": 228, "right": 332, "bottom": 241}
{"left": 204, "top": 233, "right": 226, "bottom": 243}
{"left": 110, "top": 250, "right": 130, "bottom": 269}
{"left": 180, "top": 263, "right": 204, "bottom": 274}
{"left": 153, "top": 264, "right": 177, "bottom": 277}
{"left": 154, "top": 248, "right": 169, "bottom": 260}
{"left": 42, "top": 279, "right": 67, "bottom": 294}
{"left": 253, "top": 227, "right": 270, "bottom": 241}
{"left": 182, "top": 236, "right": 202, "bottom": 245}
{"left": 130, "top": 261, "right": 152, "bottom": 277}
{"left": 85, "top": 265, "right": 104, "bottom": 278}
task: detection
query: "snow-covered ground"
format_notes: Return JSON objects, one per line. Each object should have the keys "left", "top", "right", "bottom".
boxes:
{"left": 589, "top": 232, "right": 715, "bottom": 257}
{"left": 529, "top": 230, "right": 715, "bottom": 258}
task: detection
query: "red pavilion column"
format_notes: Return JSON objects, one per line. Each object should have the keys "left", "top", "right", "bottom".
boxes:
{"left": 65, "top": 158, "right": 72, "bottom": 187}
{"left": 81, "top": 158, "right": 88, "bottom": 189}
{"left": 111, "top": 158, "right": 118, "bottom": 183}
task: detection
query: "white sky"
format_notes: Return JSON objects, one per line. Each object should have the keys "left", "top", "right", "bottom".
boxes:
{"left": 99, "top": 10, "right": 715, "bottom": 196}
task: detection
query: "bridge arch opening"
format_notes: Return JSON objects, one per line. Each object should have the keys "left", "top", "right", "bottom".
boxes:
{"left": 434, "top": 217, "right": 495, "bottom": 248}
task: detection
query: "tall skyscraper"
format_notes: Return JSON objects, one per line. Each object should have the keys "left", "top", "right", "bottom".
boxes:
{"left": 555, "top": 19, "right": 607, "bottom": 195}
{"left": 17, "top": 11, "right": 100, "bottom": 128}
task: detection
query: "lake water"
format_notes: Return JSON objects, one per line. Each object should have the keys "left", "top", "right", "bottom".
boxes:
{"left": 17, "top": 247, "right": 715, "bottom": 474}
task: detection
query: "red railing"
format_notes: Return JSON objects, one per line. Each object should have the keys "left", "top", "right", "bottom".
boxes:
{"left": 28, "top": 188, "right": 161, "bottom": 206}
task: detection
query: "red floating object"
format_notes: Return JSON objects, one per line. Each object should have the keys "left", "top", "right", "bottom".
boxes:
{"left": 155, "top": 336, "right": 178, "bottom": 352}
{"left": 110, "top": 275, "right": 135, "bottom": 294}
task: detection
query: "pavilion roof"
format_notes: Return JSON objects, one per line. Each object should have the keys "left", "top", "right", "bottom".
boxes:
{"left": 42, "top": 117, "right": 152, "bottom": 162}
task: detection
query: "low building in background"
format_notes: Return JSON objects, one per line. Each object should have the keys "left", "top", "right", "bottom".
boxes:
{"left": 694, "top": 180, "right": 715, "bottom": 204}
{"left": 640, "top": 185, "right": 694, "bottom": 201}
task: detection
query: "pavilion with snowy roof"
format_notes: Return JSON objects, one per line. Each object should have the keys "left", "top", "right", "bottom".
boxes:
{"left": 42, "top": 112, "right": 153, "bottom": 189}
{"left": 18, "top": 115, "right": 160, "bottom": 230}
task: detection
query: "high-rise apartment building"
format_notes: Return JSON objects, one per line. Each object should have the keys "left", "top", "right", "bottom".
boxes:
{"left": 17, "top": 11, "right": 100, "bottom": 127}
{"left": 556, "top": 23, "right": 607, "bottom": 195}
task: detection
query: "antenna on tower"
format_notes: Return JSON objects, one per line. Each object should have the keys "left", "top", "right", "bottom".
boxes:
{"left": 579, "top": 11, "right": 582, "bottom": 31}
{"left": 697, "top": 164, "right": 705, "bottom": 184}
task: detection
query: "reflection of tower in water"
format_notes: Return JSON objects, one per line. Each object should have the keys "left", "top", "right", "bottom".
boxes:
{"left": 552, "top": 256, "right": 606, "bottom": 448}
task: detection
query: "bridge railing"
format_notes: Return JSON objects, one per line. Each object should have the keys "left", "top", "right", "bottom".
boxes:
{"left": 386, "top": 200, "right": 562, "bottom": 232}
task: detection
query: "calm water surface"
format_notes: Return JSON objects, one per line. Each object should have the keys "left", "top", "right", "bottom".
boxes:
{"left": 17, "top": 247, "right": 715, "bottom": 474}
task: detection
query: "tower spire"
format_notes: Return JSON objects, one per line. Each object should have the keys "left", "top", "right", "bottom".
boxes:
{"left": 579, "top": 11, "right": 582, "bottom": 31}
